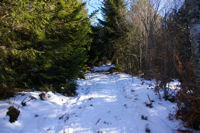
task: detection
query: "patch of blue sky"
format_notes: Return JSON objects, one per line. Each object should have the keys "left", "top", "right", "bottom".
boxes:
{"left": 84, "top": 0, "right": 184, "bottom": 24}
{"left": 84, "top": 0, "right": 103, "bottom": 24}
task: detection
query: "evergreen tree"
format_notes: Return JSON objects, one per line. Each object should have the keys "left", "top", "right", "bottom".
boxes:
{"left": 0, "top": 0, "right": 91, "bottom": 98}
{"left": 88, "top": 25, "right": 105, "bottom": 66}
{"left": 35, "top": 0, "right": 91, "bottom": 94}
{"left": 100, "top": 0, "right": 130, "bottom": 66}
{"left": 0, "top": 0, "right": 49, "bottom": 97}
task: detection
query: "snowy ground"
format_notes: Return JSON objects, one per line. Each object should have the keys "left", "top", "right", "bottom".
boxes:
{"left": 92, "top": 64, "right": 115, "bottom": 72}
{"left": 0, "top": 66, "right": 188, "bottom": 133}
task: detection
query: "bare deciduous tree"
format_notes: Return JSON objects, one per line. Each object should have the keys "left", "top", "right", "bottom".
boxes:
{"left": 129, "top": 0, "right": 163, "bottom": 71}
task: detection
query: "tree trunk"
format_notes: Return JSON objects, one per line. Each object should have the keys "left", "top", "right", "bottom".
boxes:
{"left": 139, "top": 42, "right": 142, "bottom": 70}
{"left": 190, "top": 24, "right": 200, "bottom": 91}
{"left": 186, "top": 0, "right": 200, "bottom": 96}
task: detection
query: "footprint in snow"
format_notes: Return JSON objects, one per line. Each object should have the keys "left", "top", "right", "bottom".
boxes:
{"left": 114, "top": 115, "right": 121, "bottom": 120}
{"left": 88, "top": 97, "right": 94, "bottom": 101}
{"left": 58, "top": 113, "right": 72, "bottom": 122}
{"left": 96, "top": 118, "right": 101, "bottom": 125}
{"left": 131, "top": 89, "right": 135, "bottom": 92}
{"left": 123, "top": 104, "right": 128, "bottom": 108}
{"left": 96, "top": 119, "right": 112, "bottom": 126}
{"left": 103, "top": 121, "right": 112, "bottom": 125}
{"left": 134, "top": 98, "right": 138, "bottom": 100}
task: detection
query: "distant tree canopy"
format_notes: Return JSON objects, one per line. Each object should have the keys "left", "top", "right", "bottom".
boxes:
{"left": 95, "top": 0, "right": 137, "bottom": 72}
{"left": 0, "top": 0, "right": 91, "bottom": 98}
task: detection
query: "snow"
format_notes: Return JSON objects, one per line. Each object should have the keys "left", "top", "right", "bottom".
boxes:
{"left": 0, "top": 66, "right": 190, "bottom": 133}
{"left": 167, "top": 80, "right": 181, "bottom": 90}
{"left": 92, "top": 64, "right": 115, "bottom": 72}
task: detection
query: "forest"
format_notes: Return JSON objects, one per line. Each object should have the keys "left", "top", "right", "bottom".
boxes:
{"left": 0, "top": 0, "right": 200, "bottom": 132}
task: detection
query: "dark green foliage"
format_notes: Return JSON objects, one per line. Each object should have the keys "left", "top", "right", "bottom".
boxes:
{"left": 88, "top": 25, "right": 105, "bottom": 66}
{"left": 57, "top": 82, "right": 77, "bottom": 97}
{"left": 32, "top": 0, "right": 91, "bottom": 90}
{"left": 99, "top": 0, "right": 132, "bottom": 67}
{"left": 0, "top": 0, "right": 91, "bottom": 98}
{"left": 89, "top": 0, "right": 140, "bottom": 74}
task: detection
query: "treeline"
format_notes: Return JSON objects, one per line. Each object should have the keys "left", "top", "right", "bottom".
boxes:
{"left": 90, "top": 0, "right": 190, "bottom": 78}
{"left": 89, "top": 0, "right": 199, "bottom": 130}
{"left": 0, "top": 0, "right": 91, "bottom": 98}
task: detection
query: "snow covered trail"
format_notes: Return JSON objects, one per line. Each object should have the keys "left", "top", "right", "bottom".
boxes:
{"left": 0, "top": 72, "right": 184, "bottom": 133}
{"left": 75, "top": 73, "right": 181, "bottom": 133}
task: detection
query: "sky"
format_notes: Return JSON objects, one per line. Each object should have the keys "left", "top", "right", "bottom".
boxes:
{"left": 84, "top": 0, "right": 103, "bottom": 23}
{"left": 84, "top": 0, "right": 184, "bottom": 23}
